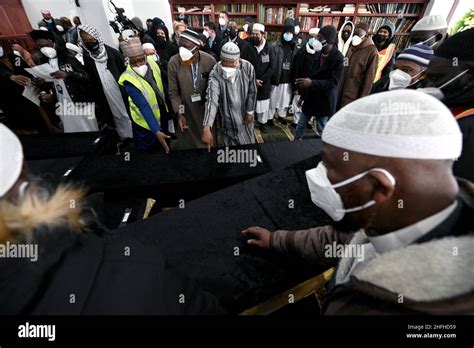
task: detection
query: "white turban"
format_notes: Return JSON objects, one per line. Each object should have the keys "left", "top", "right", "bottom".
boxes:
{"left": 309, "top": 27, "right": 320, "bottom": 35}
{"left": 0, "top": 124, "right": 24, "bottom": 197}
{"left": 322, "top": 90, "right": 462, "bottom": 160}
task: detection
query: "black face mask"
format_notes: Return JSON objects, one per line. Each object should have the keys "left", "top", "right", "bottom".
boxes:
{"left": 374, "top": 34, "right": 387, "bottom": 44}
{"left": 341, "top": 31, "right": 350, "bottom": 41}
{"left": 228, "top": 28, "right": 238, "bottom": 39}
{"left": 156, "top": 36, "right": 166, "bottom": 46}
{"left": 85, "top": 41, "right": 100, "bottom": 52}
{"left": 248, "top": 36, "right": 260, "bottom": 47}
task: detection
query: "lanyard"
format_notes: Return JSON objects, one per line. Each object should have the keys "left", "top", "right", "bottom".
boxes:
{"left": 191, "top": 62, "right": 199, "bottom": 93}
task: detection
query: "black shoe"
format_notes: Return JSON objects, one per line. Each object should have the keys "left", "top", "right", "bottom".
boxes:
{"left": 278, "top": 117, "right": 288, "bottom": 125}
{"left": 267, "top": 119, "right": 274, "bottom": 127}
{"left": 306, "top": 122, "right": 313, "bottom": 130}
{"left": 290, "top": 123, "right": 297, "bottom": 129}
{"left": 259, "top": 123, "right": 268, "bottom": 133}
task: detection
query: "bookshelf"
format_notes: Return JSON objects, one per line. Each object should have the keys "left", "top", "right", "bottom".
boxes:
{"left": 168, "top": 0, "right": 429, "bottom": 51}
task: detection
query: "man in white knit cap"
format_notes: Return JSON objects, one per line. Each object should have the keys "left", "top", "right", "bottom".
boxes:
{"left": 409, "top": 15, "right": 449, "bottom": 51}
{"left": 203, "top": 41, "right": 257, "bottom": 148}
{"left": 243, "top": 90, "right": 474, "bottom": 314}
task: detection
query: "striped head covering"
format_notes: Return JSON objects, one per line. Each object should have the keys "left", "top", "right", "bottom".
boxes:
{"left": 220, "top": 42, "right": 240, "bottom": 61}
{"left": 397, "top": 44, "right": 434, "bottom": 68}
{"left": 78, "top": 24, "right": 108, "bottom": 62}
{"left": 120, "top": 36, "right": 144, "bottom": 58}
{"left": 179, "top": 29, "right": 202, "bottom": 46}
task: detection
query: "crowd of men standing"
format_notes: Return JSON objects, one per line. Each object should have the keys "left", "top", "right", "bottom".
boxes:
{"left": 0, "top": 9, "right": 473, "bottom": 165}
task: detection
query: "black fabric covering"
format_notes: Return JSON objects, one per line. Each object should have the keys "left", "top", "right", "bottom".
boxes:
{"left": 27, "top": 156, "right": 84, "bottom": 185}
{"left": 117, "top": 155, "right": 333, "bottom": 313}
{"left": 19, "top": 130, "right": 118, "bottom": 160}
{"left": 259, "top": 139, "right": 322, "bottom": 171}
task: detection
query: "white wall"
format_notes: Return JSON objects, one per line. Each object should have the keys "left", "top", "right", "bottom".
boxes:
{"left": 423, "top": 0, "right": 472, "bottom": 30}
{"left": 21, "top": 0, "right": 174, "bottom": 48}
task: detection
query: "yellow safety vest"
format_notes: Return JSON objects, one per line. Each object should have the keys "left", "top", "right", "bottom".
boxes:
{"left": 118, "top": 56, "right": 167, "bottom": 131}
{"left": 374, "top": 43, "right": 396, "bottom": 83}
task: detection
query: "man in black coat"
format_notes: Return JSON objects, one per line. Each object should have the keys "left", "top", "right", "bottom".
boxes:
{"left": 248, "top": 23, "right": 276, "bottom": 133}
{"left": 203, "top": 21, "right": 221, "bottom": 60}
{"left": 78, "top": 25, "right": 133, "bottom": 140}
{"left": 218, "top": 20, "right": 258, "bottom": 68}
{"left": 294, "top": 25, "right": 343, "bottom": 138}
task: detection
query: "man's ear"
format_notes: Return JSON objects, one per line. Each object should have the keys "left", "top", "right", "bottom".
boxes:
{"left": 368, "top": 171, "right": 396, "bottom": 204}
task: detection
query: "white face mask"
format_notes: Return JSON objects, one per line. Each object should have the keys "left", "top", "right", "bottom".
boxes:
{"left": 243, "top": 24, "right": 249, "bottom": 32}
{"left": 306, "top": 42, "right": 316, "bottom": 54}
{"left": 306, "top": 162, "right": 396, "bottom": 222}
{"left": 40, "top": 46, "right": 57, "bottom": 59}
{"left": 420, "top": 33, "right": 438, "bottom": 48}
{"left": 352, "top": 35, "right": 363, "bottom": 46}
{"left": 133, "top": 64, "right": 148, "bottom": 77}
{"left": 179, "top": 46, "right": 196, "bottom": 61}
{"left": 222, "top": 66, "right": 237, "bottom": 80}
{"left": 219, "top": 18, "right": 226, "bottom": 26}
{"left": 0, "top": 46, "right": 4, "bottom": 58}
{"left": 417, "top": 68, "right": 471, "bottom": 101}
{"left": 309, "top": 38, "right": 323, "bottom": 52}
{"left": 150, "top": 54, "right": 159, "bottom": 62}
{"left": 202, "top": 30, "right": 210, "bottom": 39}
{"left": 294, "top": 26, "right": 300, "bottom": 35}
{"left": 389, "top": 69, "right": 424, "bottom": 90}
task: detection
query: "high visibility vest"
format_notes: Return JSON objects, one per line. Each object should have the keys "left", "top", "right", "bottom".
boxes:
{"left": 374, "top": 43, "right": 396, "bottom": 83}
{"left": 455, "top": 108, "right": 474, "bottom": 121}
{"left": 118, "top": 56, "right": 166, "bottom": 131}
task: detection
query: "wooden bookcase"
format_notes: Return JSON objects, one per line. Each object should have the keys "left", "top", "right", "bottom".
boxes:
{"left": 168, "top": 0, "right": 430, "bottom": 51}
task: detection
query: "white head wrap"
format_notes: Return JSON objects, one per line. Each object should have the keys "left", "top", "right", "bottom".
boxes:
{"left": 309, "top": 27, "right": 320, "bottom": 35}
{"left": 322, "top": 90, "right": 462, "bottom": 160}
{"left": 253, "top": 23, "right": 265, "bottom": 33}
{"left": 66, "top": 42, "right": 83, "bottom": 54}
{"left": 412, "top": 15, "right": 448, "bottom": 32}
{"left": 0, "top": 124, "right": 24, "bottom": 197}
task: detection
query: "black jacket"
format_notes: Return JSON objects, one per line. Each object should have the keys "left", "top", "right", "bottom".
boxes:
{"left": 300, "top": 45, "right": 344, "bottom": 117}
{"left": 82, "top": 45, "right": 130, "bottom": 126}
{"left": 203, "top": 35, "right": 221, "bottom": 60}
{"left": 255, "top": 42, "right": 276, "bottom": 100}
{"left": 293, "top": 47, "right": 319, "bottom": 92}
{"left": 0, "top": 203, "right": 225, "bottom": 315}
{"left": 270, "top": 38, "right": 300, "bottom": 86}
{"left": 55, "top": 51, "right": 93, "bottom": 103}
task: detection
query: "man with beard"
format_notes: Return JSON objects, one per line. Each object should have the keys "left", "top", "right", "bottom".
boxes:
{"left": 371, "top": 43, "right": 433, "bottom": 93}
{"left": 248, "top": 23, "right": 276, "bottom": 133}
{"left": 337, "top": 21, "right": 355, "bottom": 57}
{"left": 78, "top": 25, "right": 133, "bottom": 140}
{"left": 373, "top": 21, "right": 396, "bottom": 82}
{"left": 218, "top": 20, "right": 258, "bottom": 68}
{"left": 243, "top": 89, "right": 473, "bottom": 315}
{"left": 409, "top": 15, "right": 448, "bottom": 51}
{"left": 202, "top": 42, "right": 257, "bottom": 148}
{"left": 423, "top": 28, "right": 474, "bottom": 182}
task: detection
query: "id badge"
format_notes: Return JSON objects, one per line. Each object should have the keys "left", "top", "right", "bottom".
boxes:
{"left": 261, "top": 54, "right": 270, "bottom": 63}
{"left": 191, "top": 93, "right": 202, "bottom": 102}
{"left": 282, "top": 62, "right": 290, "bottom": 70}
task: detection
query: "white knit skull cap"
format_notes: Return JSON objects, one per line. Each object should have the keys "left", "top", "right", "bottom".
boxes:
{"left": 322, "top": 90, "right": 462, "bottom": 160}
{"left": 0, "top": 124, "right": 24, "bottom": 197}
{"left": 412, "top": 15, "right": 448, "bottom": 32}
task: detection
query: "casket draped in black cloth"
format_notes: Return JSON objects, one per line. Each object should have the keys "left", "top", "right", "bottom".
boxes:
{"left": 117, "top": 155, "right": 333, "bottom": 313}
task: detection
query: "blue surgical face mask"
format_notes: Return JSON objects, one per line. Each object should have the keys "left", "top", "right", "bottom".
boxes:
{"left": 283, "top": 33, "right": 293, "bottom": 42}
{"left": 308, "top": 38, "right": 315, "bottom": 47}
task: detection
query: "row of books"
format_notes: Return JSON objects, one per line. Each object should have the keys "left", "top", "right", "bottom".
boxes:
{"left": 298, "top": 16, "right": 349, "bottom": 31}
{"left": 214, "top": 4, "right": 257, "bottom": 13}
{"left": 175, "top": 5, "right": 211, "bottom": 13}
{"left": 186, "top": 15, "right": 211, "bottom": 28}
{"left": 357, "top": 16, "right": 417, "bottom": 34}
{"left": 261, "top": 6, "right": 296, "bottom": 25}
{"left": 367, "top": 3, "right": 423, "bottom": 14}
{"left": 393, "top": 34, "right": 411, "bottom": 51}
